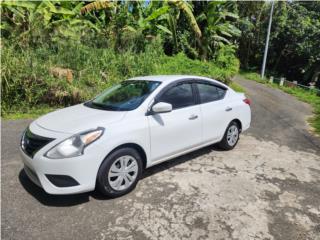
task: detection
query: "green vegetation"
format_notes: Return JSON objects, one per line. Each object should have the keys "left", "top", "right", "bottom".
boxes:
{"left": 229, "top": 82, "right": 245, "bottom": 93}
{"left": 1, "top": 40, "right": 239, "bottom": 118}
{"left": 239, "top": 71, "right": 267, "bottom": 84}
{"left": 1, "top": 1, "right": 243, "bottom": 118}
{"left": 1, "top": 1, "right": 319, "bottom": 124}
{"left": 238, "top": 2, "right": 320, "bottom": 87}
{"left": 280, "top": 87, "right": 320, "bottom": 135}
{"left": 241, "top": 71, "right": 320, "bottom": 134}
{"left": 3, "top": 106, "right": 58, "bottom": 120}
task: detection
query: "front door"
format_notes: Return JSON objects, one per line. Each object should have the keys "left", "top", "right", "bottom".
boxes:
{"left": 148, "top": 82, "right": 202, "bottom": 162}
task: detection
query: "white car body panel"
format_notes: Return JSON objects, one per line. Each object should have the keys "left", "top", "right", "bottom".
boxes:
{"left": 36, "top": 104, "right": 127, "bottom": 134}
{"left": 200, "top": 98, "right": 230, "bottom": 143}
{"left": 148, "top": 104, "right": 202, "bottom": 162}
{"left": 19, "top": 75, "right": 251, "bottom": 194}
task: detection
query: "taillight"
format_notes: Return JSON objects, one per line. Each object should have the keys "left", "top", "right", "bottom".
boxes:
{"left": 243, "top": 98, "right": 251, "bottom": 105}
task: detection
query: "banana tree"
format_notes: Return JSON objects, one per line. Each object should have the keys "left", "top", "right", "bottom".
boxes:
{"left": 80, "top": 0, "right": 201, "bottom": 53}
{"left": 168, "top": 0, "right": 201, "bottom": 38}
{"left": 153, "top": 0, "right": 202, "bottom": 53}
{"left": 1, "top": 1, "right": 99, "bottom": 44}
{"left": 197, "top": 1, "right": 241, "bottom": 60}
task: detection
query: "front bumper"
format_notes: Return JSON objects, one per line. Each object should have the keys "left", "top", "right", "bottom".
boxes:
{"left": 19, "top": 123, "right": 107, "bottom": 195}
{"left": 20, "top": 147, "right": 101, "bottom": 194}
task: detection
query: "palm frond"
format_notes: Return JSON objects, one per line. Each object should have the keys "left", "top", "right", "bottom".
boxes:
{"left": 80, "top": 1, "right": 114, "bottom": 14}
{"left": 122, "top": 26, "right": 137, "bottom": 33}
{"left": 156, "top": 24, "right": 172, "bottom": 35}
{"left": 42, "top": 1, "right": 75, "bottom": 15}
{"left": 145, "top": 6, "right": 170, "bottom": 22}
{"left": 223, "top": 12, "right": 239, "bottom": 20}
{"left": 168, "top": 0, "right": 202, "bottom": 38}
{"left": 213, "top": 35, "right": 230, "bottom": 44}
{"left": 0, "top": 0, "right": 38, "bottom": 9}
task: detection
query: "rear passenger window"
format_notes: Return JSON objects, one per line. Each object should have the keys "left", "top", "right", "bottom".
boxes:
{"left": 197, "top": 83, "right": 226, "bottom": 103}
{"left": 158, "top": 83, "right": 195, "bottom": 109}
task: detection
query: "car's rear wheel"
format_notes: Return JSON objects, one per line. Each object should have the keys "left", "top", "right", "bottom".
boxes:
{"left": 96, "top": 148, "right": 143, "bottom": 198}
{"left": 218, "top": 121, "right": 240, "bottom": 150}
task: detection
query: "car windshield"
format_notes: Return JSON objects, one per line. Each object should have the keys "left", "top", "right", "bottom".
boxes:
{"left": 85, "top": 80, "right": 161, "bottom": 111}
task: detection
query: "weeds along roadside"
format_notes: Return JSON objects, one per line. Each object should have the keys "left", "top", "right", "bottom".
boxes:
{"left": 1, "top": 39, "right": 240, "bottom": 119}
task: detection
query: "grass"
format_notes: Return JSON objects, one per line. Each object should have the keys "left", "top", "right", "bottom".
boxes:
{"left": 240, "top": 71, "right": 320, "bottom": 134}
{"left": 2, "top": 106, "right": 58, "bottom": 120}
{"left": 1, "top": 40, "right": 240, "bottom": 119}
{"left": 230, "top": 82, "right": 245, "bottom": 93}
{"left": 280, "top": 86, "right": 320, "bottom": 134}
{"left": 239, "top": 71, "right": 268, "bottom": 84}
{"left": 2, "top": 40, "right": 241, "bottom": 120}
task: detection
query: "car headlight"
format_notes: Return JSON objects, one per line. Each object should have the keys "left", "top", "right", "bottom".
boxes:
{"left": 45, "top": 127, "right": 104, "bottom": 159}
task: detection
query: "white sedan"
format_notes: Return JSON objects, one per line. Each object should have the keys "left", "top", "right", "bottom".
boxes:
{"left": 20, "top": 75, "right": 251, "bottom": 197}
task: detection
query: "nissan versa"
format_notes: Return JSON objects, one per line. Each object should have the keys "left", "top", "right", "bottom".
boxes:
{"left": 20, "top": 75, "right": 251, "bottom": 197}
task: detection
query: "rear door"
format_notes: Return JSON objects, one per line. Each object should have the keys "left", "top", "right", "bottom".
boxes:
{"left": 195, "top": 82, "right": 229, "bottom": 142}
{"left": 148, "top": 81, "right": 202, "bottom": 162}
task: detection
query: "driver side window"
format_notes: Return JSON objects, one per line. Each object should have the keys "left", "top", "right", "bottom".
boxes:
{"left": 158, "top": 83, "right": 195, "bottom": 110}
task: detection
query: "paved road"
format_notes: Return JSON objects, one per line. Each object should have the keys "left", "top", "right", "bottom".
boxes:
{"left": 2, "top": 76, "right": 320, "bottom": 240}
{"left": 234, "top": 76, "right": 320, "bottom": 153}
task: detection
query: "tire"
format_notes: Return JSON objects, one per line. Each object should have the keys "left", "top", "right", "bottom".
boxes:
{"left": 96, "top": 147, "right": 143, "bottom": 198}
{"left": 218, "top": 121, "right": 240, "bottom": 150}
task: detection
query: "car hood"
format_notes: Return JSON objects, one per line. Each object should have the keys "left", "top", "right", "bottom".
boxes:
{"left": 36, "top": 104, "right": 126, "bottom": 134}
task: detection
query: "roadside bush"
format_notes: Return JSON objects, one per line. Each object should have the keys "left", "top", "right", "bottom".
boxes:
{"left": 214, "top": 45, "right": 240, "bottom": 81}
{"left": 280, "top": 86, "right": 320, "bottom": 134}
{"left": 1, "top": 39, "right": 239, "bottom": 117}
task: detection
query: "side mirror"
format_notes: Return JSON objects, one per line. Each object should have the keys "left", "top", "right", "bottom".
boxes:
{"left": 152, "top": 102, "right": 172, "bottom": 114}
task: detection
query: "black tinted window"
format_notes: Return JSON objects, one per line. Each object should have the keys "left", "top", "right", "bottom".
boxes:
{"left": 159, "top": 83, "right": 195, "bottom": 109}
{"left": 197, "top": 83, "right": 226, "bottom": 103}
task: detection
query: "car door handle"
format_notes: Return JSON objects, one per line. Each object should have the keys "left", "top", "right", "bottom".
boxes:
{"left": 189, "top": 114, "right": 198, "bottom": 120}
{"left": 225, "top": 107, "right": 232, "bottom": 112}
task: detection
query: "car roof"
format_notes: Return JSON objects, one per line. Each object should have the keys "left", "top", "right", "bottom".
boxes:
{"left": 129, "top": 75, "right": 215, "bottom": 83}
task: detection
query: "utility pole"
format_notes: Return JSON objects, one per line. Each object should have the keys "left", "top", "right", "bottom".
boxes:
{"left": 261, "top": 1, "right": 275, "bottom": 79}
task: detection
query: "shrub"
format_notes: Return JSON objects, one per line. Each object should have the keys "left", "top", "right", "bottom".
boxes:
{"left": 1, "top": 39, "right": 239, "bottom": 117}
{"left": 214, "top": 45, "right": 240, "bottom": 79}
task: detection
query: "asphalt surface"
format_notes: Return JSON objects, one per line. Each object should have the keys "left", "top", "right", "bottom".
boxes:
{"left": 1, "top": 76, "right": 320, "bottom": 240}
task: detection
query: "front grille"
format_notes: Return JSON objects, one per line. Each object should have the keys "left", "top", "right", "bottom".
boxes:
{"left": 21, "top": 128, "right": 55, "bottom": 158}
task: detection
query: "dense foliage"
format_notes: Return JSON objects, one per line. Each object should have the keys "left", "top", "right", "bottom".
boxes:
{"left": 238, "top": 1, "right": 320, "bottom": 86}
{"left": 1, "top": 1, "right": 319, "bottom": 116}
{"left": 1, "top": 1, "right": 240, "bottom": 115}
{"left": 1, "top": 39, "right": 239, "bottom": 115}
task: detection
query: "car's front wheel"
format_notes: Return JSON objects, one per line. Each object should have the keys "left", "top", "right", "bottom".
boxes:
{"left": 218, "top": 121, "right": 240, "bottom": 150}
{"left": 96, "top": 148, "right": 143, "bottom": 198}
